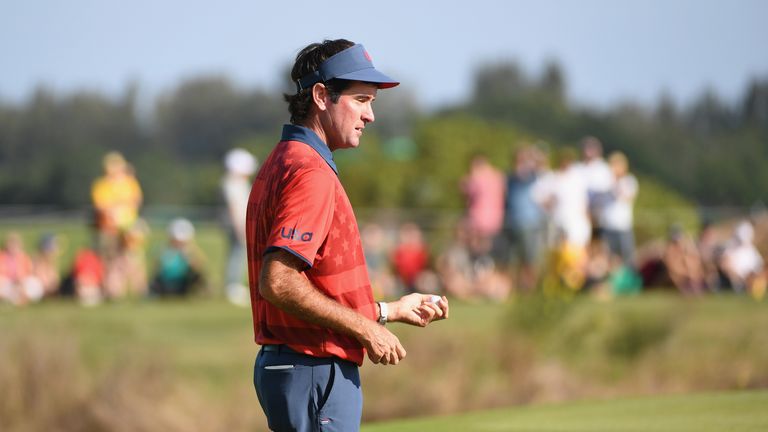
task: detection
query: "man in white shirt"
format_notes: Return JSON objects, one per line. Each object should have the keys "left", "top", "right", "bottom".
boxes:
{"left": 578, "top": 136, "right": 614, "bottom": 238}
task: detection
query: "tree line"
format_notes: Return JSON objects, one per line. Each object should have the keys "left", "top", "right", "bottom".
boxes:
{"left": 0, "top": 62, "right": 766, "bottom": 213}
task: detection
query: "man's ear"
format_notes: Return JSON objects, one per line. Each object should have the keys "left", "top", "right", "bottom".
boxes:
{"left": 312, "top": 83, "right": 328, "bottom": 112}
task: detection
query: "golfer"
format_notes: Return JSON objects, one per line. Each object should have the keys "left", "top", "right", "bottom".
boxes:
{"left": 246, "top": 39, "right": 449, "bottom": 431}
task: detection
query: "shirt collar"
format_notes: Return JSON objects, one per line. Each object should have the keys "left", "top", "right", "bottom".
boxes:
{"left": 280, "top": 124, "right": 338, "bottom": 175}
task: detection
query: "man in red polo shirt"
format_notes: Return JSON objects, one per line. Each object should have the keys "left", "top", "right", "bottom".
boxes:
{"left": 246, "top": 39, "right": 450, "bottom": 431}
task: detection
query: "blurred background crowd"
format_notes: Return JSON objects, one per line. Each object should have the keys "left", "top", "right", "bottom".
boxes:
{"left": 0, "top": 148, "right": 257, "bottom": 307}
{"left": 364, "top": 136, "right": 767, "bottom": 303}
{"left": 2, "top": 133, "right": 766, "bottom": 307}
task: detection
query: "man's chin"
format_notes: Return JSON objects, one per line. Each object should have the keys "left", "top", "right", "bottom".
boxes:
{"left": 341, "top": 139, "right": 361, "bottom": 150}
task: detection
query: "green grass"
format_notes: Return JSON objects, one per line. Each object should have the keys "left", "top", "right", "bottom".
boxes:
{"left": 362, "top": 390, "right": 768, "bottom": 431}
{"left": 2, "top": 292, "right": 768, "bottom": 431}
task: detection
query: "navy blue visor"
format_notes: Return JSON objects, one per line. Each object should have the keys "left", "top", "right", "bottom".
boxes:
{"left": 296, "top": 44, "right": 399, "bottom": 92}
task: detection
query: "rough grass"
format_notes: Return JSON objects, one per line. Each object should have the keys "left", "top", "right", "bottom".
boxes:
{"left": 1, "top": 294, "right": 767, "bottom": 431}
{"left": 0, "top": 300, "right": 262, "bottom": 431}
{"left": 360, "top": 293, "right": 768, "bottom": 421}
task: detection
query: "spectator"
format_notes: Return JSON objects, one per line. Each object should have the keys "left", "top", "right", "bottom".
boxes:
{"left": 436, "top": 222, "right": 476, "bottom": 301}
{"left": 533, "top": 148, "right": 591, "bottom": 295}
{"left": 534, "top": 147, "right": 591, "bottom": 290}
{"left": 540, "top": 227, "right": 589, "bottom": 296}
{"left": 535, "top": 147, "right": 591, "bottom": 250}
{"left": 70, "top": 247, "right": 105, "bottom": 306}
{"left": 149, "top": 218, "right": 205, "bottom": 297}
{"left": 583, "top": 238, "right": 612, "bottom": 293}
{"left": 697, "top": 220, "right": 725, "bottom": 291}
{"left": 361, "top": 222, "right": 397, "bottom": 299}
{"left": 391, "top": 222, "right": 429, "bottom": 294}
{"left": 608, "top": 254, "right": 643, "bottom": 296}
{"left": 461, "top": 154, "right": 505, "bottom": 259}
{"left": 599, "top": 152, "right": 639, "bottom": 267}
{"left": 0, "top": 232, "right": 43, "bottom": 305}
{"left": 32, "top": 233, "right": 61, "bottom": 297}
{"left": 578, "top": 136, "right": 614, "bottom": 238}
{"left": 663, "top": 225, "right": 705, "bottom": 296}
{"left": 498, "top": 146, "right": 546, "bottom": 293}
{"left": 104, "top": 220, "right": 149, "bottom": 299}
{"left": 221, "top": 148, "right": 257, "bottom": 306}
{"left": 91, "top": 151, "right": 146, "bottom": 303}
{"left": 721, "top": 221, "right": 765, "bottom": 298}
{"left": 438, "top": 220, "right": 511, "bottom": 302}
{"left": 91, "top": 151, "right": 143, "bottom": 259}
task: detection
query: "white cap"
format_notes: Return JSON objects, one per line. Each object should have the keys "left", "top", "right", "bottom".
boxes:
{"left": 225, "top": 148, "right": 257, "bottom": 175}
{"left": 169, "top": 218, "right": 195, "bottom": 241}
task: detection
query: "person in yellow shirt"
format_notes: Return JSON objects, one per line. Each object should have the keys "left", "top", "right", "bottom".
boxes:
{"left": 91, "top": 152, "right": 146, "bottom": 299}
{"left": 91, "top": 152, "right": 142, "bottom": 239}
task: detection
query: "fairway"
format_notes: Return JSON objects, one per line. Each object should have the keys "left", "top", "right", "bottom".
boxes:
{"left": 362, "top": 390, "right": 768, "bottom": 431}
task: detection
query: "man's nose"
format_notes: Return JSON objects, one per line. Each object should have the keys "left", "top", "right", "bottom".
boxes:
{"left": 362, "top": 103, "right": 375, "bottom": 123}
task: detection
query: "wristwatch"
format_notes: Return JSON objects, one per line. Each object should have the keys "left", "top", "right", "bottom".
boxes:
{"left": 377, "top": 301, "right": 388, "bottom": 325}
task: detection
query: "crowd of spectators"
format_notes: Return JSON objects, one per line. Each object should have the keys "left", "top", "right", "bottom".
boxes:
{"left": 2, "top": 140, "right": 766, "bottom": 307}
{"left": 355, "top": 136, "right": 767, "bottom": 303}
{"left": 0, "top": 149, "right": 258, "bottom": 307}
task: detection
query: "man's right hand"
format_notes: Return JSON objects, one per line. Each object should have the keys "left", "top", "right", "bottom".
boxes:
{"left": 359, "top": 320, "right": 406, "bottom": 366}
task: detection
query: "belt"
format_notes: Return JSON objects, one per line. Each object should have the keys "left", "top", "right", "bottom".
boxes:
{"left": 261, "top": 344, "right": 297, "bottom": 354}
{"left": 259, "top": 345, "right": 357, "bottom": 367}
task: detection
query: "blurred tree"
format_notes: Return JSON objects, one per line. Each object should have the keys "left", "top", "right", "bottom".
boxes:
{"left": 0, "top": 85, "right": 144, "bottom": 207}
{"left": 686, "top": 87, "right": 736, "bottom": 136}
{"left": 742, "top": 78, "right": 768, "bottom": 129}
{"left": 1, "top": 65, "right": 767, "bottom": 213}
{"left": 473, "top": 61, "right": 528, "bottom": 104}
{"left": 154, "top": 76, "right": 282, "bottom": 162}
{"left": 539, "top": 59, "right": 566, "bottom": 104}
{"left": 655, "top": 91, "right": 679, "bottom": 128}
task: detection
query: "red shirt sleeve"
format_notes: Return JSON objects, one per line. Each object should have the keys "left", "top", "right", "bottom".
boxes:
{"left": 266, "top": 167, "right": 336, "bottom": 267}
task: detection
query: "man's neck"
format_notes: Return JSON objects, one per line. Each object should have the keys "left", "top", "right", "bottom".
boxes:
{"left": 299, "top": 118, "right": 329, "bottom": 150}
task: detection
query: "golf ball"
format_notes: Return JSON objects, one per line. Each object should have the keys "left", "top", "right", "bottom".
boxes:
{"left": 430, "top": 295, "right": 441, "bottom": 304}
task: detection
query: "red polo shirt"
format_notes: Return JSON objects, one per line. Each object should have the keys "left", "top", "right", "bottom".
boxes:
{"left": 246, "top": 124, "right": 376, "bottom": 366}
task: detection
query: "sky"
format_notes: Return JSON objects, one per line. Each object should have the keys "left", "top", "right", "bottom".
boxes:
{"left": 2, "top": 0, "right": 767, "bottom": 111}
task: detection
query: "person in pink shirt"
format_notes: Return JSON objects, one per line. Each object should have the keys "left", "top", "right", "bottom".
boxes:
{"left": 0, "top": 232, "right": 43, "bottom": 305}
{"left": 461, "top": 154, "right": 505, "bottom": 258}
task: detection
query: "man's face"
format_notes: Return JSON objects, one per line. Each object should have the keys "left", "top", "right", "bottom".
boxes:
{"left": 321, "top": 81, "right": 377, "bottom": 151}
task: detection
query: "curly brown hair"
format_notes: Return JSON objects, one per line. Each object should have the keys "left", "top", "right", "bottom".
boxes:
{"left": 284, "top": 39, "right": 355, "bottom": 125}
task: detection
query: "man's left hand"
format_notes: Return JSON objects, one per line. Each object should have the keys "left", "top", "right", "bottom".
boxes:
{"left": 388, "top": 293, "right": 450, "bottom": 327}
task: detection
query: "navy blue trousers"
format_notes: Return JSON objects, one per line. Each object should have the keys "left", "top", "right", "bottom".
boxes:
{"left": 254, "top": 346, "right": 362, "bottom": 431}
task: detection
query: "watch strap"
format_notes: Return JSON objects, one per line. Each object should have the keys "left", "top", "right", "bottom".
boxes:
{"left": 377, "top": 301, "right": 388, "bottom": 325}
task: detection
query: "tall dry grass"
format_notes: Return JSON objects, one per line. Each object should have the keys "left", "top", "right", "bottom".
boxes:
{"left": 2, "top": 296, "right": 766, "bottom": 429}
{"left": 360, "top": 294, "right": 768, "bottom": 422}
{"left": 0, "top": 332, "right": 264, "bottom": 432}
